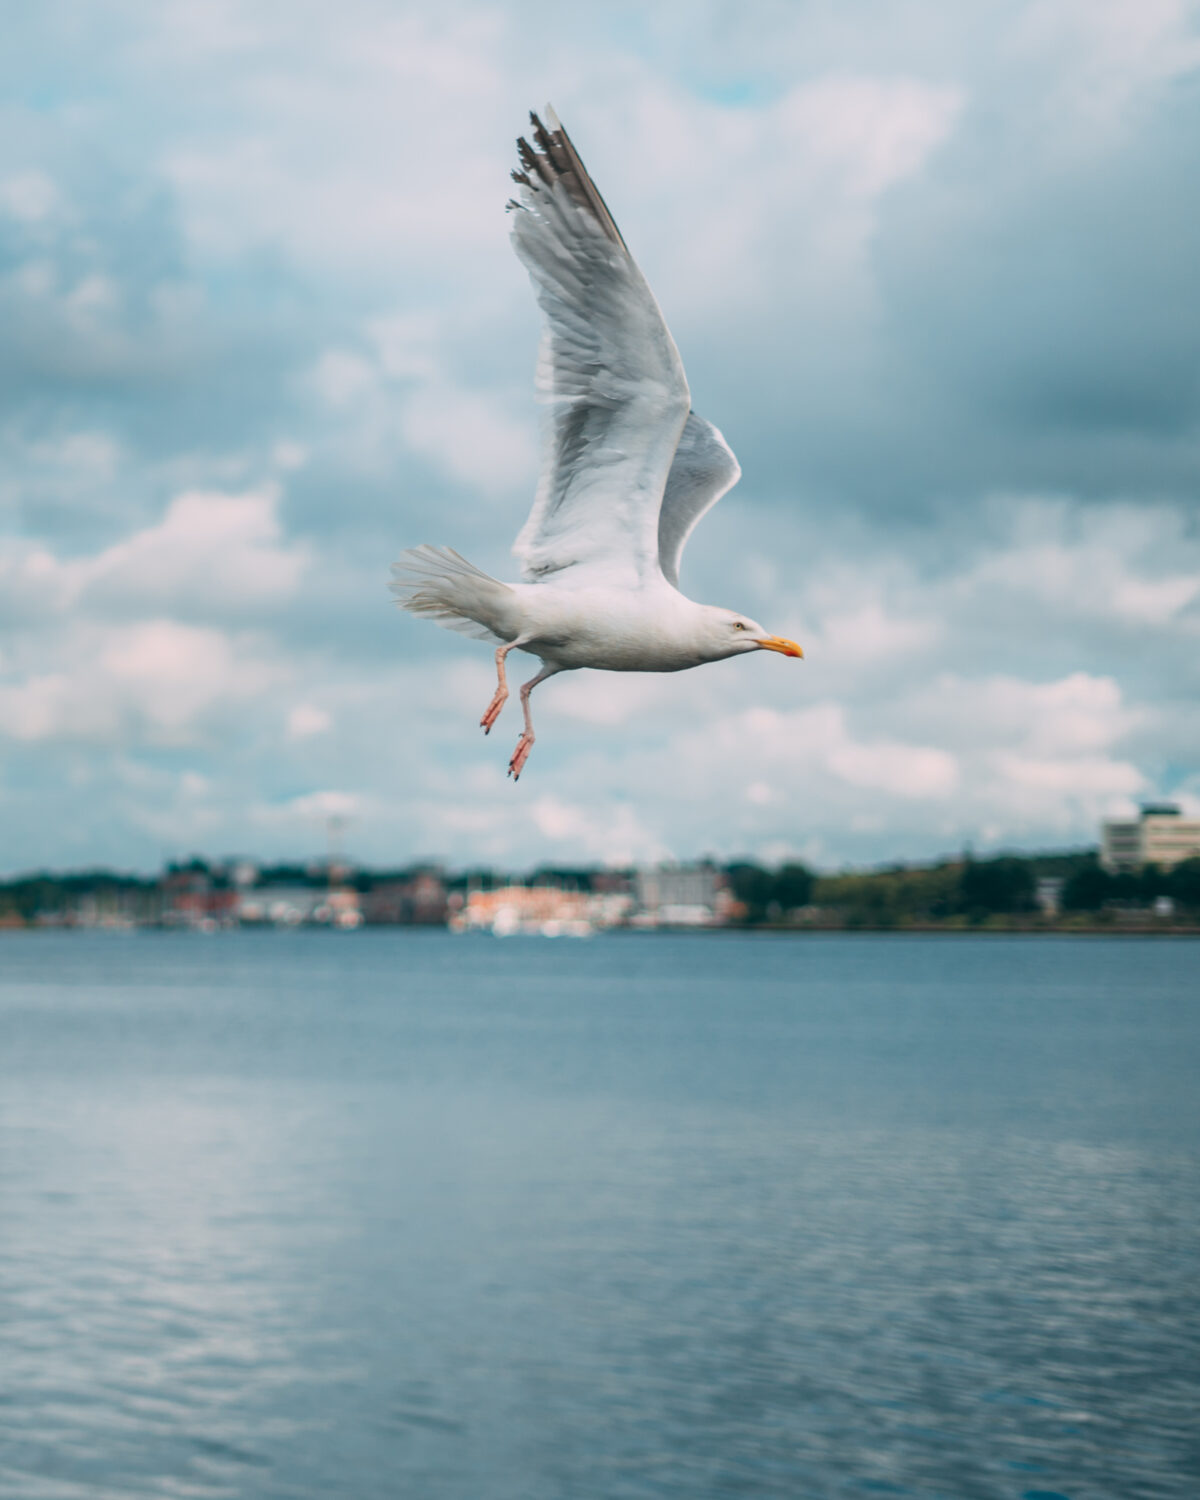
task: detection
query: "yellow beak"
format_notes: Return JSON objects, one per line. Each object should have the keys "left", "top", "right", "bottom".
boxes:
{"left": 757, "top": 635, "right": 804, "bottom": 658}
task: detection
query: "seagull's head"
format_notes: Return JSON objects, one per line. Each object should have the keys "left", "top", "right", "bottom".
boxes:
{"left": 702, "top": 606, "right": 804, "bottom": 663}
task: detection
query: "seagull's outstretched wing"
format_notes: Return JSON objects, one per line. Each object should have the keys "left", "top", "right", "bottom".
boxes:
{"left": 509, "top": 109, "right": 691, "bottom": 586}
{"left": 657, "top": 412, "right": 742, "bottom": 589}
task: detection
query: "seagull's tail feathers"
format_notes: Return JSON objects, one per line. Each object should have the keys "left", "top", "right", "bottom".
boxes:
{"left": 390, "top": 546, "right": 517, "bottom": 645}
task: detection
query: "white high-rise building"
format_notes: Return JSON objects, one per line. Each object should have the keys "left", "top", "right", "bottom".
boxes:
{"left": 1101, "top": 805, "right": 1200, "bottom": 874}
{"left": 634, "top": 863, "right": 730, "bottom": 925}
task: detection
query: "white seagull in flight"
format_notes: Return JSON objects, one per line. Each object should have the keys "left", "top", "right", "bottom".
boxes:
{"left": 392, "top": 107, "right": 802, "bottom": 780}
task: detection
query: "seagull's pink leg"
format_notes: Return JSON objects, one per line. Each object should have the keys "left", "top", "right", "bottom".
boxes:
{"left": 480, "top": 644, "right": 513, "bottom": 735}
{"left": 508, "top": 665, "right": 560, "bottom": 781}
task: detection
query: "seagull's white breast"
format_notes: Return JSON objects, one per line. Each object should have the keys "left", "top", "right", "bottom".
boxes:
{"left": 512, "top": 581, "right": 714, "bottom": 673}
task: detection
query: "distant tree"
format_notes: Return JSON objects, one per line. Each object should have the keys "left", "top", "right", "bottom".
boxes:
{"left": 1136, "top": 864, "right": 1174, "bottom": 899}
{"left": 726, "top": 862, "right": 774, "bottom": 923}
{"left": 1061, "top": 859, "right": 1114, "bottom": 912}
{"left": 959, "top": 857, "right": 1036, "bottom": 915}
{"left": 725, "top": 862, "right": 814, "bottom": 922}
{"left": 775, "top": 863, "right": 815, "bottom": 911}
{"left": 445, "top": 868, "right": 502, "bottom": 894}
{"left": 1110, "top": 870, "right": 1147, "bottom": 903}
{"left": 1167, "top": 858, "right": 1200, "bottom": 911}
{"left": 529, "top": 866, "right": 598, "bottom": 891}
{"left": 257, "top": 863, "right": 324, "bottom": 887}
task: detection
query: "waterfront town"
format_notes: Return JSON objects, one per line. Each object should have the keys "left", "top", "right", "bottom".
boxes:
{"left": 2, "top": 805, "right": 1199, "bottom": 936}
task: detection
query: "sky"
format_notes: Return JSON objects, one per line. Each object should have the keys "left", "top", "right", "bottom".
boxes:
{"left": 2, "top": 0, "right": 1199, "bottom": 875}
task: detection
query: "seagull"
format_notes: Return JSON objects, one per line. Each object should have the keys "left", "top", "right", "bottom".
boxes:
{"left": 392, "top": 106, "right": 802, "bottom": 780}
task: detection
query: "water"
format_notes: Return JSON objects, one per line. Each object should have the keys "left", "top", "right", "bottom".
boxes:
{"left": 1, "top": 931, "right": 1197, "bottom": 1500}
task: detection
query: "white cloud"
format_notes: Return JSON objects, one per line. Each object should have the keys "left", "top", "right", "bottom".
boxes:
{"left": 309, "top": 351, "right": 377, "bottom": 409}
{"left": 136, "top": 0, "right": 266, "bottom": 59}
{"left": 0, "top": 171, "right": 61, "bottom": 224}
{"left": 401, "top": 381, "right": 536, "bottom": 496}
{"left": 159, "top": 10, "right": 510, "bottom": 273}
{"left": 812, "top": 600, "right": 940, "bottom": 667}
{"left": 260, "top": 789, "right": 362, "bottom": 823}
{"left": 777, "top": 74, "right": 964, "bottom": 199}
{"left": 531, "top": 672, "right": 672, "bottom": 728}
{"left": 304, "top": 333, "right": 536, "bottom": 493}
{"left": 827, "top": 731, "right": 960, "bottom": 799}
{"left": 977, "top": 672, "right": 1141, "bottom": 756}
{"left": 286, "top": 703, "right": 332, "bottom": 739}
{"left": 0, "top": 620, "right": 285, "bottom": 747}
{"left": 368, "top": 311, "right": 443, "bottom": 381}
{"left": 990, "top": 750, "right": 1143, "bottom": 799}
{"left": 88, "top": 486, "right": 306, "bottom": 613}
{"left": 964, "top": 499, "right": 1200, "bottom": 628}
{"left": 65, "top": 273, "right": 120, "bottom": 318}
{"left": 1013, "top": 0, "right": 1200, "bottom": 130}
{"left": 730, "top": 702, "right": 960, "bottom": 800}
{"left": 41, "top": 430, "right": 123, "bottom": 479}
{"left": 271, "top": 440, "right": 309, "bottom": 472}
{"left": 529, "top": 795, "right": 667, "bottom": 865}
{"left": 891, "top": 670, "right": 1148, "bottom": 834}
{"left": 3, "top": 485, "right": 308, "bottom": 620}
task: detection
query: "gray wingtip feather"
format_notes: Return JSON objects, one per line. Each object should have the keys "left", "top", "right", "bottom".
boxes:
{"left": 512, "top": 106, "right": 628, "bottom": 251}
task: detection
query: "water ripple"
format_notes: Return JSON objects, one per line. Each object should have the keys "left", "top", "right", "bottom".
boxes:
{"left": 1, "top": 931, "right": 1197, "bottom": 1499}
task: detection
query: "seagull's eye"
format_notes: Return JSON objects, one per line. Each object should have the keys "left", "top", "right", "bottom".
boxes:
{"left": 733, "top": 621, "right": 746, "bottom": 631}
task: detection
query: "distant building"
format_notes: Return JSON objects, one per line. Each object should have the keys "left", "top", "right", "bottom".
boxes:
{"left": 633, "top": 863, "right": 732, "bottom": 926}
{"left": 313, "top": 888, "right": 364, "bottom": 929}
{"left": 1101, "top": 804, "right": 1200, "bottom": 874}
{"left": 235, "top": 884, "right": 325, "bottom": 926}
{"left": 161, "top": 868, "right": 238, "bottom": 929}
{"left": 452, "top": 883, "right": 626, "bottom": 936}
{"left": 360, "top": 870, "right": 448, "bottom": 926}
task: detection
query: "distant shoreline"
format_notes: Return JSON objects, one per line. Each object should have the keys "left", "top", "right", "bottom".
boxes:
{"left": 3, "top": 921, "right": 1199, "bottom": 938}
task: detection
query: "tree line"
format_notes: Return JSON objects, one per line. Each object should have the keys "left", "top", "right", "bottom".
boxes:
{"left": 726, "top": 852, "right": 1200, "bottom": 926}
{"left": 1059, "top": 856, "right": 1200, "bottom": 913}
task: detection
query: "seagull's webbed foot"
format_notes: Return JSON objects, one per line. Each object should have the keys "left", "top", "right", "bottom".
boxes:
{"left": 506, "top": 662, "right": 558, "bottom": 782}
{"left": 480, "top": 686, "right": 507, "bottom": 735}
{"left": 508, "top": 733, "right": 535, "bottom": 781}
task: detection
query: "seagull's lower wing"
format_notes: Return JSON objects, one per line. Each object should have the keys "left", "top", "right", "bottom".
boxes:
{"left": 508, "top": 110, "right": 690, "bottom": 588}
{"left": 657, "top": 412, "right": 742, "bottom": 590}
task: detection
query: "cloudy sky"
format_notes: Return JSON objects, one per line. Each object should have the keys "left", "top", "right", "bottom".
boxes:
{"left": 3, "top": 0, "right": 1199, "bottom": 874}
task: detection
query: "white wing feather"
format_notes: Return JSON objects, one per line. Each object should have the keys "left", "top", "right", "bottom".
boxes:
{"left": 657, "top": 412, "right": 742, "bottom": 589}
{"left": 508, "top": 110, "right": 690, "bottom": 587}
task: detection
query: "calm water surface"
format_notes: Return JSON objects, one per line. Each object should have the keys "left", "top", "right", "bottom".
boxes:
{"left": 0, "top": 931, "right": 1197, "bottom": 1499}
